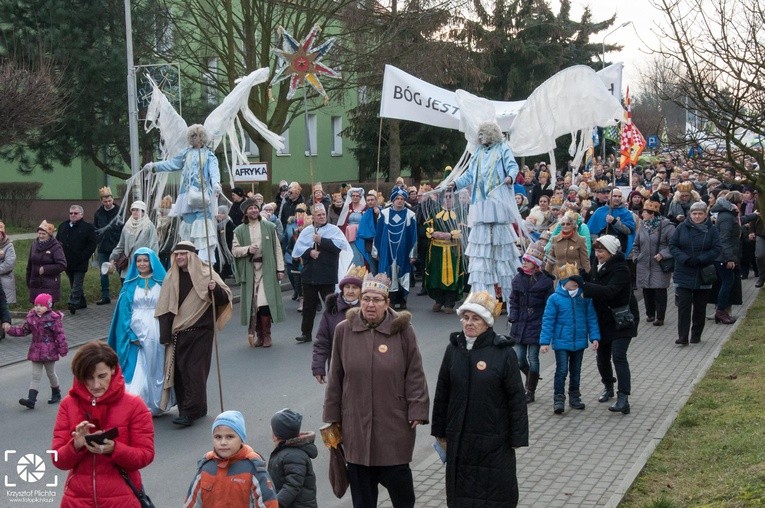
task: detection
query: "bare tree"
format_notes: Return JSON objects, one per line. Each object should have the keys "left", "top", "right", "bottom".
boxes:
{"left": 650, "top": 0, "right": 765, "bottom": 202}
{"left": 0, "top": 55, "right": 67, "bottom": 148}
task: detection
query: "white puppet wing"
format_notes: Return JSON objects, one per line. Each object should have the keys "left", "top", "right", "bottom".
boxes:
{"left": 507, "top": 65, "right": 624, "bottom": 174}
{"left": 203, "top": 67, "right": 285, "bottom": 186}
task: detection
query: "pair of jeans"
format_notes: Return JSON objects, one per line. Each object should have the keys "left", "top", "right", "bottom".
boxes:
{"left": 553, "top": 349, "right": 584, "bottom": 395}
{"left": 514, "top": 343, "right": 541, "bottom": 374}
{"left": 715, "top": 263, "right": 738, "bottom": 310}
{"left": 642, "top": 288, "right": 668, "bottom": 320}
{"left": 675, "top": 287, "right": 710, "bottom": 341}
{"left": 596, "top": 336, "right": 632, "bottom": 395}
{"left": 66, "top": 271, "right": 86, "bottom": 307}
{"left": 97, "top": 252, "right": 111, "bottom": 299}
{"left": 346, "top": 463, "right": 414, "bottom": 508}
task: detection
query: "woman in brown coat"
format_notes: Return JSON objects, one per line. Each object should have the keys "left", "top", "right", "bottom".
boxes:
{"left": 323, "top": 273, "right": 429, "bottom": 508}
{"left": 545, "top": 213, "right": 591, "bottom": 276}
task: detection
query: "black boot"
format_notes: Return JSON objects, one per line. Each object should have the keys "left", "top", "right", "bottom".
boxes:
{"left": 598, "top": 380, "right": 615, "bottom": 403}
{"left": 19, "top": 389, "right": 38, "bottom": 409}
{"left": 569, "top": 390, "right": 586, "bottom": 410}
{"left": 609, "top": 392, "right": 630, "bottom": 414}
{"left": 48, "top": 387, "right": 61, "bottom": 404}
{"left": 526, "top": 372, "right": 540, "bottom": 403}
{"left": 553, "top": 394, "right": 565, "bottom": 414}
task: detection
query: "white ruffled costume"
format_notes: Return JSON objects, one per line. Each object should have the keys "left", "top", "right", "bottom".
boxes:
{"left": 452, "top": 122, "right": 522, "bottom": 300}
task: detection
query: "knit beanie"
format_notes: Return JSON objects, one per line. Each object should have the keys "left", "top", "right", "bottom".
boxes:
{"left": 212, "top": 410, "right": 247, "bottom": 442}
{"left": 34, "top": 293, "right": 53, "bottom": 309}
{"left": 271, "top": 408, "right": 303, "bottom": 440}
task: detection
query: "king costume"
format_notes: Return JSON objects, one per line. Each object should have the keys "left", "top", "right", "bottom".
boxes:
{"left": 107, "top": 247, "right": 174, "bottom": 415}
{"left": 373, "top": 188, "right": 418, "bottom": 309}
{"left": 424, "top": 192, "right": 465, "bottom": 312}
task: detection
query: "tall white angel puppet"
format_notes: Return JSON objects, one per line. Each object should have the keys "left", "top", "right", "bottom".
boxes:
{"left": 442, "top": 92, "right": 526, "bottom": 301}
{"left": 140, "top": 68, "right": 284, "bottom": 264}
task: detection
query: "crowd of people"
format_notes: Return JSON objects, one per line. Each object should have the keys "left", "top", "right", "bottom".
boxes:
{"left": 0, "top": 138, "right": 762, "bottom": 506}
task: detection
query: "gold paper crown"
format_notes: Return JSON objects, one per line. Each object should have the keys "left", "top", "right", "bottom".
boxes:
{"left": 593, "top": 180, "right": 610, "bottom": 191}
{"left": 564, "top": 210, "right": 580, "bottom": 223}
{"left": 463, "top": 291, "right": 502, "bottom": 318}
{"left": 160, "top": 195, "right": 173, "bottom": 209}
{"left": 676, "top": 181, "right": 693, "bottom": 193}
{"left": 639, "top": 187, "right": 652, "bottom": 199}
{"left": 557, "top": 262, "right": 580, "bottom": 280}
{"left": 550, "top": 196, "right": 564, "bottom": 207}
{"left": 362, "top": 273, "right": 391, "bottom": 294}
{"left": 345, "top": 264, "right": 368, "bottom": 280}
{"left": 99, "top": 186, "right": 112, "bottom": 198}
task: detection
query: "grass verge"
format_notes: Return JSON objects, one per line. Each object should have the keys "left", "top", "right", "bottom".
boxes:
{"left": 10, "top": 239, "right": 121, "bottom": 312}
{"left": 620, "top": 290, "right": 765, "bottom": 507}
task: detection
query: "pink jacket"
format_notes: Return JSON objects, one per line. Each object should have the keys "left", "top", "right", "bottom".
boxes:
{"left": 52, "top": 368, "right": 155, "bottom": 507}
{"left": 7, "top": 310, "right": 68, "bottom": 362}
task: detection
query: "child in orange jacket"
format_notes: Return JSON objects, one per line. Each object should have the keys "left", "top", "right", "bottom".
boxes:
{"left": 184, "top": 410, "right": 278, "bottom": 508}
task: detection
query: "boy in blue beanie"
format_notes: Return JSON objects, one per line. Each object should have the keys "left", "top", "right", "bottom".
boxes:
{"left": 267, "top": 408, "right": 318, "bottom": 507}
{"left": 540, "top": 263, "right": 600, "bottom": 415}
{"left": 185, "top": 410, "right": 278, "bottom": 507}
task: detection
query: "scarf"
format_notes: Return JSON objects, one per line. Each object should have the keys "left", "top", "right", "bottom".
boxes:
{"left": 154, "top": 250, "right": 232, "bottom": 332}
{"left": 643, "top": 215, "right": 661, "bottom": 233}
{"left": 124, "top": 214, "right": 152, "bottom": 237}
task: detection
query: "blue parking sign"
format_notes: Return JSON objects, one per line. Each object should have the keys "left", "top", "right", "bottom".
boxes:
{"left": 647, "top": 135, "right": 659, "bottom": 148}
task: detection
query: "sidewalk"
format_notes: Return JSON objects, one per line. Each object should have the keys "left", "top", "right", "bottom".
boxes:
{"left": 0, "top": 284, "right": 243, "bottom": 368}
{"left": 380, "top": 280, "right": 761, "bottom": 507}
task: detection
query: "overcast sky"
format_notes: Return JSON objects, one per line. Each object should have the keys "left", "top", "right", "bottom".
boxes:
{"left": 560, "top": 0, "right": 669, "bottom": 93}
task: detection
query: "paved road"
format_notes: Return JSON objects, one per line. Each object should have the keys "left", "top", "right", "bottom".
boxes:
{"left": 0, "top": 278, "right": 758, "bottom": 507}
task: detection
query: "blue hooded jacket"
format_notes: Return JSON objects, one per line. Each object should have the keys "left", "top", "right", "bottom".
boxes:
{"left": 540, "top": 282, "right": 600, "bottom": 351}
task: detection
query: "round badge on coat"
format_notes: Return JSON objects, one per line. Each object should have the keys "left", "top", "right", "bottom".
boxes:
{"left": 378, "top": 344, "right": 388, "bottom": 353}
{"left": 476, "top": 361, "right": 487, "bottom": 371}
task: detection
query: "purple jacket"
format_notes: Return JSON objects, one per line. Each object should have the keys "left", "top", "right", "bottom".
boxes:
{"left": 26, "top": 237, "right": 67, "bottom": 303}
{"left": 7, "top": 310, "right": 68, "bottom": 362}
{"left": 312, "top": 293, "right": 359, "bottom": 377}
{"left": 507, "top": 268, "right": 555, "bottom": 345}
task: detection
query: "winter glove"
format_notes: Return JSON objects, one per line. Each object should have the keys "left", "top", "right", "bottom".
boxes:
{"left": 570, "top": 275, "right": 585, "bottom": 287}
{"left": 142, "top": 162, "right": 154, "bottom": 173}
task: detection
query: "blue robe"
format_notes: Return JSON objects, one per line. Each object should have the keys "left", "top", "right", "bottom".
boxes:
{"left": 356, "top": 208, "right": 378, "bottom": 269}
{"left": 587, "top": 205, "right": 636, "bottom": 255}
{"left": 373, "top": 207, "right": 418, "bottom": 294}
{"left": 107, "top": 248, "right": 166, "bottom": 384}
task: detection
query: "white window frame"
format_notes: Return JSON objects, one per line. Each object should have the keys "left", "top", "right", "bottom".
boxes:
{"left": 331, "top": 116, "right": 343, "bottom": 156}
{"left": 276, "top": 129, "right": 290, "bottom": 156}
{"left": 304, "top": 114, "right": 318, "bottom": 156}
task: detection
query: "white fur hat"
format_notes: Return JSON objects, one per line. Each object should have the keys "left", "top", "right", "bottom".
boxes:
{"left": 457, "top": 291, "right": 501, "bottom": 327}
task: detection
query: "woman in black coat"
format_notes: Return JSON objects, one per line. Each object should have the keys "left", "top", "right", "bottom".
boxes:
{"left": 432, "top": 291, "right": 529, "bottom": 507}
{"left": 577, "top": 235, "right": 639, "bottom": 414}
{"left": 669, "top": 202, "right": 721, "bottom": 344}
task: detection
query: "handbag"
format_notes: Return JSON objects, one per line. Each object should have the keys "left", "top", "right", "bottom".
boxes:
{"left": 700, "top": 264, "right": 717, "bottom": 285}
{"left": 114, "top": 253, "right": 129, "bottom": 272}
{"left": 611, "top": 304, "right": 635, "bottom": 331}
{"left": 658, "top": 257, "right": 674, "bottom": 273}
{"left": 118, "top": 468, "right": 155, "bottom": 508}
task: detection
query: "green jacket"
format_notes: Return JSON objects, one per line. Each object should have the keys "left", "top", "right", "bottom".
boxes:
{"left": 233, "top": 220, "right": 286, "bottom": 325}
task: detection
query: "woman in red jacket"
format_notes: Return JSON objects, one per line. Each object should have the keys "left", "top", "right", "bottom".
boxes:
{"left": 51, "top": 341, "right": 155, "bottom": 507}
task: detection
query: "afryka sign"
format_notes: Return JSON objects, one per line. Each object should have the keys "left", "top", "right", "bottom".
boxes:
{"left": 234, "top": 162, "right": 269, "bottom": 183}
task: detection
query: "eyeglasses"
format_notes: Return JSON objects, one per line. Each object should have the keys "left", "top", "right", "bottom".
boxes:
{"left": 361, "top": 296, "right": 386, "bottom": 304}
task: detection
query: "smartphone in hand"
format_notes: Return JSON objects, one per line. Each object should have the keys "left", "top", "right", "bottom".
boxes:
{"left": 84, "top": 427, "right": 119, "bottom": 445}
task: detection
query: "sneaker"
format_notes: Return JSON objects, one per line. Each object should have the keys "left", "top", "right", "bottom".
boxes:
{"left": 295, "top": 334, "right": 312, "bottom": 343}
{"left": 443, "top": 307, "right": 455, "bottom": 314}
{"left": 432, "top": 303, "right": 443, "bottom": 312}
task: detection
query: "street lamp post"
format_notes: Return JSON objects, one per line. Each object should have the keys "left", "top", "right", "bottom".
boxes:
{"left": 601, "top": 21, "right": 633, "bottom": 162}
{"left": 124, "top": 0, "right": 140, "bottom": 177}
